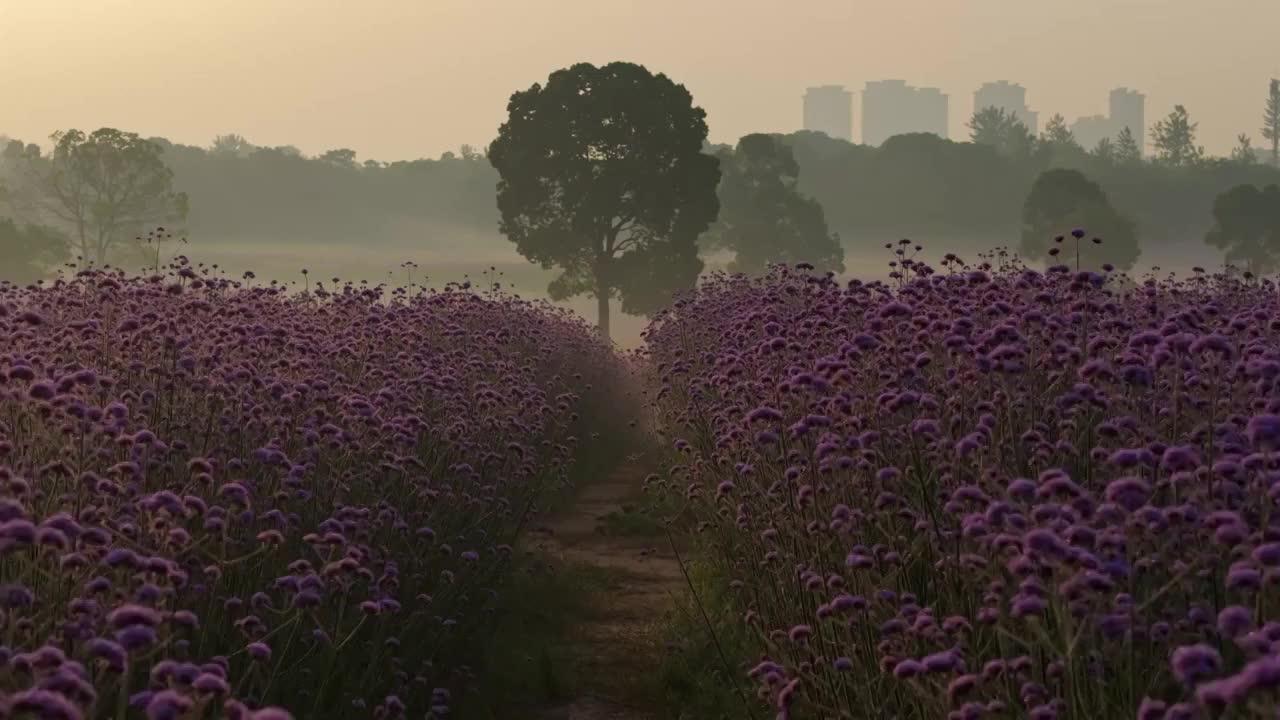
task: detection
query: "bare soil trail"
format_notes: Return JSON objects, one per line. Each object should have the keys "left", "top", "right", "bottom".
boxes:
{"left": 526, "top": 462, "right": 685, "bottom": 720}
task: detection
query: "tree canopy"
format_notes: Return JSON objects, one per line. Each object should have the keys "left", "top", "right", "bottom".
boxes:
{"left": 487, "top": 61, "right": 720, "bottom": 338}
{"left": 703, "top": 133, "right": 843, "bottom": 275}
{"left": 1204, "top": 183, "right": 1280, "bottom": 275}
{"left": 967, "top": 106, "right": 1035, "bottom": 160}
{"left": 1113, "top": 127, "right": 1142, "bottom": 166}
{"left": 1263, "top": 79, "right": 1280, "bottom": 166}
{"left": 1037, "top": 113, "right": 1088, "bottom": 170}
{"left": 2, "top": 128, "right": 187, "bottom": 266}
{"left": 1020, "top": 168, "right": 1140, "bottom": 271}
{"left": 1151, "top": 105, "right": 1204, "bottom": 167}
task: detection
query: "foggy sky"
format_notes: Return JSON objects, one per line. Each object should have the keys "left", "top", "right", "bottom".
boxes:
{"left": 2, "top": 0, "right": 1276, "bottom": 159}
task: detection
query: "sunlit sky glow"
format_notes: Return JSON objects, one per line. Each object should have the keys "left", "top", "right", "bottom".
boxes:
{"left": 2, "top": 0, "right": 1275, "bottom": 159}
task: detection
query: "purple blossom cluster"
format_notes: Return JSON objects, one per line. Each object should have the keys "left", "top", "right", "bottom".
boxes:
{"left": 645, "top": 253, "right": 1280, "bottom": 720}
{"left": 0, "top": 264, "right": 614, "bottom": 719}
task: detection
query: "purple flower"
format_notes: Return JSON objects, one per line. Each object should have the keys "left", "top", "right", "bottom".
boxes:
{"left": 145, "top": 690, "right": 193, "bottom": 720}
{"left": 921, "top": 650, "right": 959, "bottom": 673}
{"left": 115, "top": 625, "right": 158, "bottom": 652}
{"left": 893, "top": 659, "right": 924, "bottom": 679}
{"left": 9, "top": 689, "right": 83, "bottom": 720}
{"left": 1217, "top": 606, "right": 1253, "bottom": 638}
{"left": 246, "top": 641, "right": 272, "bottom": 661}
{"left": 1170, "top": 644, "right": 1222, "bottom": 685}
{"left": 107, "top": 603, "right": 161, "bottom": 629}
{"left": 1247, "top": 414, "right": 1280, "bottom": 448}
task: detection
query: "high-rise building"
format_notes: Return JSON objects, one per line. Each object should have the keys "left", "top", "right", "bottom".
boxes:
{"left": 973, "top": 81, "right": 1038, "bottom": 135}
{"left": 861, "top": 80, "right": 949, "bottom": 146}
{"left": 1109, "top": 87, "right": 1145, "bottom": 156}
{"left": 1070, "top": 115, "right": 1114, "bottom": 151}
{"left": 802, "top": 85, "right": 854, "bottom": 142}
{"left": 915, "top": 88, "right": 949, "bottom": 139}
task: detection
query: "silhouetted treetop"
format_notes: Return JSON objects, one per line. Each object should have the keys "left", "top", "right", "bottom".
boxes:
{"left": 487, "top": 61, "right": 720, "bottom": 338}
{"left": 1205, "top": 183, "right": 1280, "bottom": 275}
{"left": 705, "top": 133, "right": 843, "bottom": 275}
{"left": 1020, "top": 168, "right": 1140, "bottom": 271}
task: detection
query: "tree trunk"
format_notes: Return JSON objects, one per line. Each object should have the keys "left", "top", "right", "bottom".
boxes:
{"left": 595, "top": 249, "right": 612, "bottom": 341}
{"left": 596, "top": 287, "right": 611, "bottom": 341}
{"left": 76, "top": 220, "right": 89, "bottom": 268}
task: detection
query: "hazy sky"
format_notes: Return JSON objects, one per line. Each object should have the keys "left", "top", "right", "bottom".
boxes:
{"left": 2, "top": 0, "right": 1276, "bottom": 159}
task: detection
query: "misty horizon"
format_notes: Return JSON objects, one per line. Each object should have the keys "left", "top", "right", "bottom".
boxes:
{"left": 3, "top": 0, "right": 1277, "bottom": 161}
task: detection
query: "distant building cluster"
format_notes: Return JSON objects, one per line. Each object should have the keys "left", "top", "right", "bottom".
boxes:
{"left": 801, "top": 81, "right": 1146, "bottom": 154}
{"left": 1068, "top": 89, "right": 1144, "bottom": 154}
{"left": 860, "top": 80, "right": 949, "bottom": 146}
{"left": 802, "top": 86, "right": 854, "bottom": 142}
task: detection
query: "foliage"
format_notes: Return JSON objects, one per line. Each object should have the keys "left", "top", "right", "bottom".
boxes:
{"left": 1263, "top": 80, "right": 1280, "bottom": 166}
{"left": 0, "top": 217, "right": 70, "bottom": 284}
{"left": 704, "top": 134, "right": 843, "bottom": 276}
{"left": 967, "top": 106, "right": 1035, "bottom": 160}
{"left": 645, "top": 258, "right": 1280, "bottom": 719}
{"left": 209, "top": 134, "right": 255, "bottom": 158}
{"left": 318, "top": 149, "right": 358, "bottom": 169}
{"left": 1039, "top": 114, "right": 1077, "bottom": 151}
{"left": 155, "top": 138, "right": 501, "bottom": 250}
{"left": 1204, "top": 183, "right": 1280, "bottom": 275}
{"left": 1151, "top": 105, "right": 1205, "bottom": 167}
{"left": 1229, "top": 134, "right": 1258, "bottom": 166}
{"left": 3, "top": 129, "right": 188, "bottom": 266}
{"left": 1090, "top": 137, "right": 1116, "bottom": 165}
{"left": 1113, "top": 127, "right": 1142, "bottom": 166}
{"left": 0, "top": 265, "right": 623, "bottom": 719}
{"left": 1020, "top": 169, "right": 1140, "bottom": 271}
{"left": 10, "top": 119, "right": 1280, "bottom": 279}
{"left": 1036, "top": 114, "right": 1087, "bottom": 170}
{"left": 487, "top": 61, "right": 720, "bottom": 338}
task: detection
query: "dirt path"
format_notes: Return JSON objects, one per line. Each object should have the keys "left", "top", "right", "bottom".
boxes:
{"left": 526, "top": 463, "right": 685, "bottom": 720}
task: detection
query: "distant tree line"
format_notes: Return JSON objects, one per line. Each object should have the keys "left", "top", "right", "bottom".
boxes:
{"left": 6, "top": 107, "right": 1278, "bottom": 265}
{"left": 781, "top": 101, "right": 1280, "bottom": 251}
{"left": 0, "top": 131, "right": 502, "bottom": 258}
{"left": 3, "top": 74, "right": 1280, "bottom": 332}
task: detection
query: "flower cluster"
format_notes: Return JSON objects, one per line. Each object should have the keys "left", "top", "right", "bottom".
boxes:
{"left": 0, "top": 263, "right": 615, "bottom": 719}
{"left": 645, "top": 254, "right": 1280, "bottom": 720}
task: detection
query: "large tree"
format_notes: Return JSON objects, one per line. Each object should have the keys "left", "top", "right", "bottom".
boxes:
{"left": 703, "top": 134, "right": 844, "bottom": 276}
{"left": 1020, "top": 169, "right": 1140, "bottom": 271}
{"left": 967, "top": 106, "right": 1035, "bottom": 159}
{"left": 8, "top": 128, "right": 188, "bottom": 266}
{"left": 1113, "top": 126, "right": 1142, "bottom": 166}
{"left": 0, "top": 217, "right": 70, "bottom": 284}
{"left": 1263, "top": 79, "right": 1280, "bottom": 167}
{"left": 1150, "top": 105, "right": 1204, "bottom": 167}
{"left": 487, "top": 62, "right": 720, "bottom": 339}
{"left": 1204, "top": 183, "right": 1280, "bottom": 275}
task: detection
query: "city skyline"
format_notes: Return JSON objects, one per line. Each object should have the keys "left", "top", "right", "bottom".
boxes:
{"left": 803, "top": 80, "right": 1159, "bottom": 154}
{"left": 2, "top": 1, "right": 1275, "bottom": 160}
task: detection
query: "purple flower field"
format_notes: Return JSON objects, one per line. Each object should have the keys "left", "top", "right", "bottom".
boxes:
{"left": 645, "top": 247, "right": 1280, "bottom": 719}
{"left": 0, "top": 263, "right": 616, "bottom": 719}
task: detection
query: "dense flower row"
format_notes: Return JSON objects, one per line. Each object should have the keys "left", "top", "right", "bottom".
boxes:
{"left": 645, "top": 248, "right": 1280, "bottom": 720}
{"left": 0, "top": 264, "right": 616, "bottom": 719}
